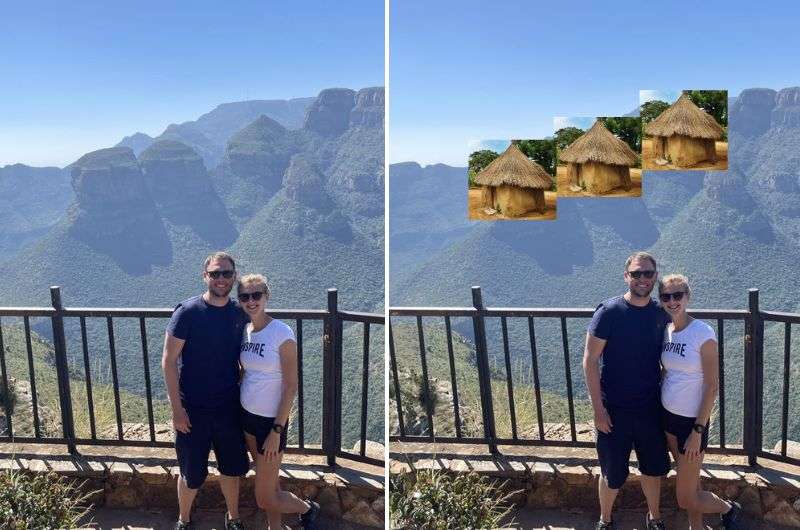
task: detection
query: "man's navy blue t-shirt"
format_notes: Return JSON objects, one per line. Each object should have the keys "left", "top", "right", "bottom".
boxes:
{"left": 167, "top": 295, "right": 247, "bottom": 412}
{"left": 587, "top": 295, "right": 668, "bottom": 411}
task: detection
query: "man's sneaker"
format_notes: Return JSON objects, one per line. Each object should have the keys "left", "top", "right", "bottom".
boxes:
{"left": 596, "top": 519, "right": 616, "bottom": 530}
{"left": 721, "top": 500, "right": 742, "bottom": 529}
{"left": 174, "top": 521, "right": 193, "bottom": 530}
{"left": 645, "top": 512, "right": 666, "bottom": 530}
{"left": 224, "top": 511, "right": 245, "bottom": 530}
{"left": 300, "top": 499, "right": 321, "bottom": 529}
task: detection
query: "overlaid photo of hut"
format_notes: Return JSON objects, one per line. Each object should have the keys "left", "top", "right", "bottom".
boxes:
{"left": 467, "top": 139, "right": 557, "bottom": 220}
{"left": 554, "top": 116, "right": 642, "bottom": 197}
{"left": 641, "top": 89, "right": 728, "bottom": 170}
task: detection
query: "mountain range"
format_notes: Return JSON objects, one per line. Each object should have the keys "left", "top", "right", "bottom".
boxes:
{"left": 0, "top": 87, "right": 384, "bottom": 445}
{"left": 389, "top": 87, "right": 800, "bottom": 447}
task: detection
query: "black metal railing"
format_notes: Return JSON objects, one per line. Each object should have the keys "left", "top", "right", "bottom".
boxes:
{"left": 0, "top": 287, "right": 383, "bottom": 467}
{"left": 389, "top": 286, "right": 799, "bottom": 468}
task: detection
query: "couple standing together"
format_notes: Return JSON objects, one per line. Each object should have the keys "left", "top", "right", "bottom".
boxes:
{"left": 161, "top": 252, "right": 320, "bottom": 530}
{"left": 583, "top": 252, "right": 742, "bottom": 530}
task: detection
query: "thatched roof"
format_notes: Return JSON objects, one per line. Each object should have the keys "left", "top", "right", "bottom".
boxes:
{"left": 644, "top": 93, "right": 724, "bottom": 140}
{"left": 474, "top": 143, "right": 552, "bottom": 189}
{"left": 558, "top": 120, "right": 638, "bottom": 167}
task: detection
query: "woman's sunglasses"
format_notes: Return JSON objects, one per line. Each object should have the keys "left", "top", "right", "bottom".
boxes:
{"left": 659, "top": 291, "right": 686, "bottom": 303}
{"left": 238, "top": 291, "right": 265, "bottom": 302}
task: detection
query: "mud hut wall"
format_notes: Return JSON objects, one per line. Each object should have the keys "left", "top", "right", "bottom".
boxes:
{"left": 667, "top": 134, "right": 713, "bottom": 167}
{"left": 495, "top": 185, "right": 539, "bottom": 217}
{"left": 582, "top": 161, "right": 621, "bottom": 195}
{"left": 652, "top": 136, "right": 666, "bottom": 159}
{"left": 481, "top": 186, "right": 496, "bottom": 208}
{"left": 567, "top": 163, "right": 579, "bottom": 187}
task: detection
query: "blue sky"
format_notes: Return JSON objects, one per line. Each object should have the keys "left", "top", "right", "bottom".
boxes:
{"left": 391, "top": 0, "right": 800, "bottom": 166}
{"left": 640, "top": 90, "right": 682, "bottom": 105}
{"left": 0, "top": 1, "right": 383, "bottom": 167}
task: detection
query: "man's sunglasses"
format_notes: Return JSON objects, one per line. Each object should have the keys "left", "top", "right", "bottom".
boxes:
{"left": 207, "top": 270, "right": 235, "bottom": 279}
{"left": 628, "top": 270, "right": 656, "bottom": 279}
{"left": 238, "top": 291, "right": 265, "bottom": 302}
{"left": 660, "top": 291, "right": 686, "bottom": 302}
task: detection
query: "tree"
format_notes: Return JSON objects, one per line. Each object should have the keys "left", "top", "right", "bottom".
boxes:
{"left": 640, "top": 100, "right": 670, "bottom": 126}
{"left": 467, "top": 149, "right": 499, "bottom": 187}
{"left": 600, "top": 116, "right": 642, "bottom": 153}
{"left": 685, "top": 90, "right": 728, "bottom": 126}
{"left": 515, "top": 138, "right": 557, "bottom": 176}
{"left": 554, "top": 127, "right": 585, "bottom": 151}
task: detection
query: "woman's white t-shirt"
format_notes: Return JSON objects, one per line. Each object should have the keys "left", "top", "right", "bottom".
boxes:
{"left": 661, "top": 318, "right": 717, "bottom": 418}
{"left": 240, "top": 319, "right": 295, "bottom": 417}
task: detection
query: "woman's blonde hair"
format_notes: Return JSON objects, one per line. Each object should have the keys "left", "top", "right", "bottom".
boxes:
{"left": 658, "top": 273, "right": 691, "bottom": 298}
{"left": 237, "top": 273, "right": 271, "bottom": 300}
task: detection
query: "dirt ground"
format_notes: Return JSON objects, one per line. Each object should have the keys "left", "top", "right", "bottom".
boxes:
{"left": 556, "top": 166, "right": 642, "bottom": 198}
{"left": 468, "top": 188, "right": 557, "bottom": 221}
{"left": 641, "top": 138, "right": 728, "bottom": 171}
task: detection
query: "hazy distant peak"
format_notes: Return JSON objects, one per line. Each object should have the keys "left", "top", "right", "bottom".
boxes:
{"left": 71, "top": 146, "right": 138, "bottom": 171}
{"left": 304, "top": 88, "right": 357, "bottom": 136}
{"left": 115, "top": 132, "right": 155, "bottom": 157}
{"left": 138, "top": 139, "right": 201, "bottom": 162}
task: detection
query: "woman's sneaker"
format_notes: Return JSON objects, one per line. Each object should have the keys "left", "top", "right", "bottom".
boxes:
{"left": 645, "top": 512, "right": 666, "bottom": 530}
{"left": 721, "top": 500, "right": 742, "bottom": 529}
{"left": 174, "top": 521, "right": 194, "bottom": 530}
{"left": 300, "top": 500, "right": 321, "bottom": 529}
{"left": 224, "top": 511, "right": 245, "bottom": 530}
{"left": 596, "top": 519, "right": 616, "bottom": 530}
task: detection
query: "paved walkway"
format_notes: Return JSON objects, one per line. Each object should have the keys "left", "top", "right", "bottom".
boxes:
{"left": 507, "top": 507, "right": 791, "bottom": 529}
{"left": 80, "top": 507, "right": 374, "bottom": 530}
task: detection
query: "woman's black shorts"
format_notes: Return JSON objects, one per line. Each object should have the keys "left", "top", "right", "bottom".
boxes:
{"left": 662, "top": 407, "right": 709, "bottom": 454}
{"left": 242, "top": 407, "right": 288, "bottom": 455}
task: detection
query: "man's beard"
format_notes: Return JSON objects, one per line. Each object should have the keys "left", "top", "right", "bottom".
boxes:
{"left": 630, "top": 283, "right": 654, "bottom": 298}
{"left": 209, "top": 283, "right": 233, "bottom": 298}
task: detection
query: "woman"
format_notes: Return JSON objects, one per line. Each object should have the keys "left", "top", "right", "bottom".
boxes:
{"left": 238, "top": 274, "right": 320, "bottom": 529}
{"left": 659, "top": 274, "right": 740, "bottom": 530}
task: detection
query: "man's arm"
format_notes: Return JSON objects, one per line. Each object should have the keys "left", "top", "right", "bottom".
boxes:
{"left": 583, "top": 333, "right": 612, "bottom": 433}
{"left": 162, "top": 332, "right": 191, "bottom": 433}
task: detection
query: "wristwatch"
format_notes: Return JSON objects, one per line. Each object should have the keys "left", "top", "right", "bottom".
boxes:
{"left": 692, "top": 423, "right": 705, "bottom": 434}
{"left": 271, "top": 424, "right": 284, "bottom": 434}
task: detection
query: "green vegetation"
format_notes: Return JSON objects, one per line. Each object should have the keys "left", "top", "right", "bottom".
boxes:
{"left": 640, "top": 100, "right": 670, "bottom": 126}
{"left": 390, "top": 469, "right": 516, "bottom": 530}
{"left": 0, "top": 469, "right": 95, "bottom": 529}
{"left": 685, "top": 89, "right": 728, "bottom": 127}
{"left": 553, "top": 127, "right": 585, "bottom": 151}
{"left": 515, "top": 138, "right": 557, "bottom": 178}
{"left": 600, "top": 116, "right": 642, "bottom": 154}
{"left": 467, "top": 150, "right": 499, "bottom": 188}
{"left": 390, "top": 323, "right": 591, "bottom": 439}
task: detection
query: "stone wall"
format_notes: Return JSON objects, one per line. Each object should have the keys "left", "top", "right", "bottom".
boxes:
{"left": 391, "top": 454, "right": 800, "bottom": 528}
{"left": 1, "top": 451, "right": 384, "bottom": 528}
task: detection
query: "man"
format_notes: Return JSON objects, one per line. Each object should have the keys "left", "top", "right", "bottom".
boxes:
{"left": 582, "top": 251, "right": 670, "bottom": 530}
{"left": 162, "top": 252, "right": 249, "bottom": 530}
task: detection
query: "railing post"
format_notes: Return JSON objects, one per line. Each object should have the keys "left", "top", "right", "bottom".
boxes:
{"left": 50, "top": 287, "right": 77, "bottom": 455}
{"left": 471, "top": 286, "right": 498, "bottom": 454}
{"left": 322, "top": 288, "right": 340, "bottom": 467}
{"left": 743, "top": 288, "right": 761, "bottom": 467}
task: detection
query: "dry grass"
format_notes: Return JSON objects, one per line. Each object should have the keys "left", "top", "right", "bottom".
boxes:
{"left": 558, "top": 121, "right": 638, "bottom": 167}
{"left": 556, "top": 166, "right": 642, "bottom": 198}
{"left": 468, "top": 189, "right": 557, "bottom": 221}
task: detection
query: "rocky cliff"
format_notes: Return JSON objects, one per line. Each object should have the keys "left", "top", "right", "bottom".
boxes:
{"left": 730, "top": 88, "right": 776, "bottom": 137}
{"left": 350, "top": 87, "right": 384, "bottom": 128}
{"left": 303, "top": 88, "right": 357, "bottom": 136}
{"left": 139, "top": 140, "right": 237, "bottom": 246}
{"left": 67, "top": 147, "right": 170, "bottom": 274}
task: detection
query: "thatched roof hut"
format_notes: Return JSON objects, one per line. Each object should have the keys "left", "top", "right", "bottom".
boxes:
{"left": 474, "top": 143, "right": 552, "bottom": 217}
{"left": 644, "top": 93, "right": 724, "bottom": 167}
{"left": 559, "top": 120, "right": 637, "bottom": 194}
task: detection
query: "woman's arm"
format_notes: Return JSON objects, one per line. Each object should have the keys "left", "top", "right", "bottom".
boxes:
{"left": 696, "top": 338, "right": 720, "bottom": 427}
{"left": 262, "top": 337, "right": 298, "bottom": 461}
{"left": 274, "top": 338, "right": 298, "bottom": 427}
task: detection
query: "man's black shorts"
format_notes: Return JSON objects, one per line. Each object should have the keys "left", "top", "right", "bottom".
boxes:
{"left": 596, "top": 404, "right": 670, "bottom": 489}
{"left": 242, "top": 407, "right": 288, "bottom": 455}
{"left": 662, "top": 408, "right": 710, "bottom": 455}
{"left": 175, "top": 405, "right": 249, "bottom": 489}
